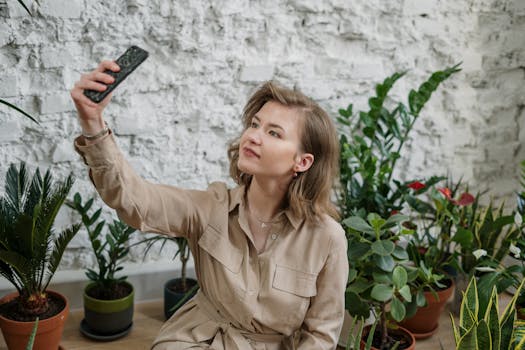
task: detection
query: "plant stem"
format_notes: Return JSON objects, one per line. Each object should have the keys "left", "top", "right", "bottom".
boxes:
{"left": 381, "top": 303, "right": 387, "bottom": 349}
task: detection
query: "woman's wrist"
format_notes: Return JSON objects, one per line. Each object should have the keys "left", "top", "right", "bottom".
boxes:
{"left": 79, "top": 118, "right": 106, "bottom": 136}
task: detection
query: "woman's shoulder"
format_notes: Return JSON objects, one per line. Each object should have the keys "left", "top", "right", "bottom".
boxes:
{"left": 306, "top": 214, "right": 346, "bottom": 247}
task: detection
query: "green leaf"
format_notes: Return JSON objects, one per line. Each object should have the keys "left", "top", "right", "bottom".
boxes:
{"left": 347, "top": 278, "right": 371, "bottom": 293}
{"left": 390, "top": 296, "right": 406, "bottom": 322}
{"left": 398, "top": 285, "right": 412, "bottom": 302}
{"left": 392, "top": 266, "right": 407, "bottom": 289}
{"left": 376, "top": 255, "right": 395, "bottom": 272}
{"left": 347, "top": 242, "right": 370, "bottom": 260}
{"left": 371, "top": 240, "right": 395, "bottom": 256}
{"left": 460, "top": 278, "right": 478, "bottom": 334}
{"left": 0, "top": 99, "right": 39, "bottom": 123}
{"left": 348, "top": 269, "right": 357, "bottom": 284}
{"left": 477, "top": 319, "right": 492, "bottom": 350}
{"left": 452, "top": 227, "right": 474, "bottom": 247}
{"left": 345, "top": 291, "right": 370, "bottom": 319}
{"left": 392, "top": 245, "right": 409, "bottom": 260}
{"left": 372, "top": 271, "right": 391, "bottom": 284}
{"left": 416, "top": 290, "right": 426, "bottom": 307}
{"left": 371, "top": 284, "right": 393, "bottom": 302}
{"left": 343, "top": 216, "right": 374, "bottom": 234}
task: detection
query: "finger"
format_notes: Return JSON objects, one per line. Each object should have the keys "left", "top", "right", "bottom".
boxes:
{"left": 75, "top": 80, "right": 108, "bottom": 92}
{"left": 70, "top": 89, "right": 98, "bottom": 108}
{"left": 97, "top": 60, "right": 120, "bottom": 73}
{"left": 92, "top": 71, "right": 115, "bottom": 85}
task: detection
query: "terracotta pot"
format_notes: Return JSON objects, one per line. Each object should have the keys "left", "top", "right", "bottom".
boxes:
{"left": 0, "top": 290, "right": 68, "bottom": 350}
{"left": 400, "top": 279, "right": 454, "bottom": 339}
{"left": 360, "top": 324, "right": 415, "bottom": 350}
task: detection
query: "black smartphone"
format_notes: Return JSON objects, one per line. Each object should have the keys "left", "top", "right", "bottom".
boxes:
{"left": 83, "top": 45, "right": 149, "bottom": 103}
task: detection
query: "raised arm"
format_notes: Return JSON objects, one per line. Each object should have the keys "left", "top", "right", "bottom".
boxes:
{"left": 70, "top": 60, "right": 221, "bottom": 238}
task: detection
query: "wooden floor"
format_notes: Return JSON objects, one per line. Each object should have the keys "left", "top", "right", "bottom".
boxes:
{"left": 0, "top": 299, "right": 462, "bottom": 349}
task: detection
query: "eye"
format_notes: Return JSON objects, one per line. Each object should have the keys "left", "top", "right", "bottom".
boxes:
{"left": 250, "top": 121, "right": 259, "bottom": 128}
{"left": 269, "top": 130, "right": 281, "bottom": 138}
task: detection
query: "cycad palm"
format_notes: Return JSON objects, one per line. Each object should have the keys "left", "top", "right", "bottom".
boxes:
{"left": 0, "top": 162, "right": 80, "bottom": 317}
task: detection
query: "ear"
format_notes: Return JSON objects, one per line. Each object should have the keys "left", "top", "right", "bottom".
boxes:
{"left": 294, "top": 153, "right": 314, "bottom": 173}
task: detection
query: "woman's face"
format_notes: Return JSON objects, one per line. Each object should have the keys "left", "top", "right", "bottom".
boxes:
{"left": 237, "top": 100, "right": 311, "bottom": 180}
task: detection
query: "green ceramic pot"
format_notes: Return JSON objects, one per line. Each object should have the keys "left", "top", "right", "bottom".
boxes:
{"left": 83, "top": 281, "right": 134, "bottom": 336}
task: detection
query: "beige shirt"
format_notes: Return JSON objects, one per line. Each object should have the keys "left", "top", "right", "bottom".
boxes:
{"left": 74, "top": 132, "right": 349, "bottom": 350}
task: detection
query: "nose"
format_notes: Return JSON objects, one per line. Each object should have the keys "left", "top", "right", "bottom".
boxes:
{"left": 246, "top": 127, "right": 262, "bottom": 145}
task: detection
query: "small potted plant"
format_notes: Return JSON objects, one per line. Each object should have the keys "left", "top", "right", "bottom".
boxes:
{"left": 0, "top": 162, "right": 80, "bottom": 350}
{"left": 345, "top": 213, "right": 421, "bottom": 350}
{"left": 139, "top": 235, "right": 198, "bottom": 319}
{"left": 68, "top": 193, "right": 136, "bottom": 340}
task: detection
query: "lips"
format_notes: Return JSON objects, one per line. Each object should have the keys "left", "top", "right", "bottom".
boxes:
{"left": 242, "top": 146, "right": 260, "bottom": 158}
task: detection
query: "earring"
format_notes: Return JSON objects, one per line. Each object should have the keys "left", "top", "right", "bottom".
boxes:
{"left": 293, "top": 172, "right": 298, "bottom": 178}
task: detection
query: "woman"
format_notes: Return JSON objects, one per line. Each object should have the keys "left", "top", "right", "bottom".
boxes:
{"left": 70, "top": 60, "right": 349, "bottom": 350}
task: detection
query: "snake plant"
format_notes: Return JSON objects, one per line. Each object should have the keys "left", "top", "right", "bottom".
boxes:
{"left": 451, "top": 276, "right": 525, "bottom": 350}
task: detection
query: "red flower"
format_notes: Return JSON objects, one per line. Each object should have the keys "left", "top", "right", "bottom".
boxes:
{"left": 390, "top": 210, "right": 399, "bottom": 216}
{"left": 455, "top": 193, "right": 475, "bottom": 206}
{"left": 438, "top": 187, "right": 452, "bottom": 200}
{"left": 408, "top": 181, "right": 426, "bottom": 191}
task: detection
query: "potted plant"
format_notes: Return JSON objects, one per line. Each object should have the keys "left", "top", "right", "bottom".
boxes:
{"left": 139, "top": 235, "right": 198, "bottom": 319}
{"left": 68, "top": 193, "right": 136, "bottom": 340}
{"left": 336, "top": 64, "right": 461, "bottom": 347}
{"left": 398, "top": 179, "right": 474, "bottom": 337}
{"left": 0, "top": 162, "right": 80, "bottom": 350}
{"left": 345, "top": 213, "right": 420, "bottom": 350}
{"left": 400, "top": 243, "right": 453, "bottom": 339}
{"left": 450, "top": 275, "right": 525, "bottom": 350}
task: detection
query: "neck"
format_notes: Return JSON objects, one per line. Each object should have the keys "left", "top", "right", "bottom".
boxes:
{"left": 246, "top": 176, "right": 288, "bottom": 221}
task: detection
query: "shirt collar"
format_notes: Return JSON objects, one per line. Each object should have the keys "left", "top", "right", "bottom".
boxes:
{"left": 228, "top": 185, "right": 303, "bottom": 230}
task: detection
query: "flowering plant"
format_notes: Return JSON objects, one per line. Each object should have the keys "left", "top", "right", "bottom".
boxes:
{"left": 404, "top": 178, "right": 475, "bottom": 275}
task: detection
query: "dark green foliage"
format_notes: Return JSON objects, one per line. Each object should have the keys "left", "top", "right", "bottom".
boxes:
{"left": 0, "top": 162, "right": 80, "bottom": 316}
{"left": 338, "top": 64, "right": 461, "bottom": 221}
{"left": 68, "top": 193, "right": 135, "bottom": 295}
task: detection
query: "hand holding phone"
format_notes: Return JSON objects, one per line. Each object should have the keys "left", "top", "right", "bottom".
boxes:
{"left": 83, "top": 45, "right": 149, "bottom": 103}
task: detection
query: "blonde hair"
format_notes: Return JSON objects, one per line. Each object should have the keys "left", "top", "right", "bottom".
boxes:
{"left": 228, "top": 81, "right": 340, "bottom": 223}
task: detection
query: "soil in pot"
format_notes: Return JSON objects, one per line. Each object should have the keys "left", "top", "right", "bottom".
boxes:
{"left": 87, "top": 282, "right": 132, "bottom": 300}
{"left": 0, "top": 293, "right": 65, "bottom": 322}
{"left": 400, "top": 278, "right": 454, "bottom": 339}
{"left": 361, "top": 325, "right": 415, "bottom": 350}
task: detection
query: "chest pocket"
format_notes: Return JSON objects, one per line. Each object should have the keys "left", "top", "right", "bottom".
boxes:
{"left": 198, "top": 225, "right": 246, "bottom": 304}
{"left": 266, "top": 264, "right": 318, "bottom": 328}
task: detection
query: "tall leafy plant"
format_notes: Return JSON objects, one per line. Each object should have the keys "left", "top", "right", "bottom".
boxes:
{"left": 0, "top": 162, "right": 80, "bottom": 317}
{"left": 337, "top": 64, "right": 461, "bottom": 220}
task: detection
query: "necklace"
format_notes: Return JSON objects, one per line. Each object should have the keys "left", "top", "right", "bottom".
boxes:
{"left": 247, "top": 206, "right": 280, "bottom": 229}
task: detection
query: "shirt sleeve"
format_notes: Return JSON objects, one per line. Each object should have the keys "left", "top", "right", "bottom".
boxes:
{"left": 74, "top": 131, "right": 227, "bottom": 239}
{"left": 296, "top": 227, "right": 349, "bottom": 349}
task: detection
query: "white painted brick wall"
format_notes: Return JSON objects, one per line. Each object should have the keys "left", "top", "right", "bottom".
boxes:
{"left": 0, "top": 0, "right": 523, "bottom": 275}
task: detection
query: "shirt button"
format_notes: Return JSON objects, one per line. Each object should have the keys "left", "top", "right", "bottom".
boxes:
{"left": 271, "top": 233, "right": 277, "bottom": 240}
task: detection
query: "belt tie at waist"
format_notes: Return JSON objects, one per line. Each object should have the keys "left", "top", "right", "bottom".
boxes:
{"left": 194, "top": 291, "right": 284, "bottom": 350}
